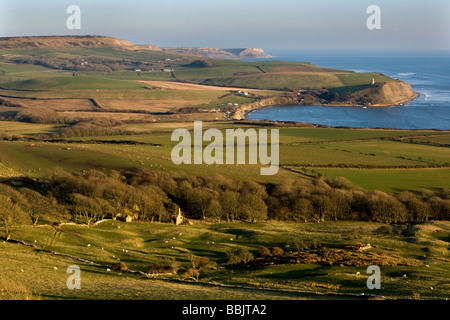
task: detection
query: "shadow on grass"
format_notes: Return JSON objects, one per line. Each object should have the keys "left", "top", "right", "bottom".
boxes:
{"left": 223, "top": 228, "right": 259, "bottom": 240}
{"left": 256, "top": 265, "right": 328, "bottom": 280}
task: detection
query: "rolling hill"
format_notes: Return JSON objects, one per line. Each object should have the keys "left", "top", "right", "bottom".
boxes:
{"left": 0, "top": 35, "right": 419, "bottom": 123}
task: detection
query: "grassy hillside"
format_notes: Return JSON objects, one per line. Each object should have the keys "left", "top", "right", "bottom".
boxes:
{"left": 0, "top": 36, "right": 396, "bottom": 95}
{"left": 3, "top": 220, "right": 449, "bottom": 300}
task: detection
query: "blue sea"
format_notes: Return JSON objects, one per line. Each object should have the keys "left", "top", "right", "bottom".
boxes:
{"left": 247, "top": 51, "right": 450, "bottom": 130}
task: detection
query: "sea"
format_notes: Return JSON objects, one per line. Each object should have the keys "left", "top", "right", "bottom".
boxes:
{"left": 247, "top": 51, "right": 450, "bottom": 130}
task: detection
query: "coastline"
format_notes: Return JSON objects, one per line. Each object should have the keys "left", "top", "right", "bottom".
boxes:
{"left": 233, "top": 80, "right": 420, "bottom": 121}
{"left": 233, "top": 94, "right": 421, "bottom": 121}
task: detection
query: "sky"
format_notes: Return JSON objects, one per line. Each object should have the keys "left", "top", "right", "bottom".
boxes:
{"left": 0, "top": 0, "right": 449, "bottom": 52}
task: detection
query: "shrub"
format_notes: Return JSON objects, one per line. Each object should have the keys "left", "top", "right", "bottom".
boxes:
{"left": 271, "top": 247, "right": 284, "bottom": 257}
{"left": 148, "top": 257, "right": 178, "bottom": 274}
{"left": 326, "top": 177, "right": 354, "bottom": 190}
{"left": 291, "top": 238, "right": 309, "bottom": 252}
{"left": 148, "top": 264, "right": 177, "bottom": 274}
{"left": 402, "top": 225, "right": 417, "bottom": 237}
{"left": 226, "top": 254, "right": 242, "bottom": 265}
{"left": 111, "top": 262, "right": 128, "bottom": 272}
{"left": 442, "top": 189, "right": 450, "bottom": 200}
{"left": 226, "top": 248, "right": 254, "bottom": 265}
{"left": 189, "top": 60, "right": 215, "bottom": 68}
{"left": 257, "top": 246, "right": 272, "bottom": 258}
{"left": 310, "top": 239, "right": 322, "bottom": 249}
{"left": 181, "top": 268, "right": 200, "bottom": 281}
{"left": 15, "top": 109, "right": 62, "bottom": 124}
{"left": 376, "top": 225, "right": 394, "bottom": 236}
{"left": 194, "top": 256, "right": 218, "bottom": 270}
{"left": 234, "top": 248, "right": 254, "bottom": 263}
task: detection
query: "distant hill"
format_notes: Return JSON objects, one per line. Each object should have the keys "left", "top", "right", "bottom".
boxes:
{"left": 0, "top": 35, "right": 418, "bottom": 108}
{"left": 161, "top": 47, "right": 275, "bottom": 59}
{"left": 0, "top": 35, "right": 274, "bottom": 60}
{"left": 0, "top": 35, "right": 134, "bottom": 49}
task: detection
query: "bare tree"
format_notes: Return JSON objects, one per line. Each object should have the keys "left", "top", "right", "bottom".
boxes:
{"left": 20, "top": 188, "right": 52, "bottom": 227}
{"left": 0, "top": 195, "right": 28, "bottom": 240}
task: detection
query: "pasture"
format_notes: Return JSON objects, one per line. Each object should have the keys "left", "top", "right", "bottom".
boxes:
{"left": 2, "top": 220, "right": 449, "bottom": 300}
{"left": 0, "top": 121, "right": 448, "bottom": 192}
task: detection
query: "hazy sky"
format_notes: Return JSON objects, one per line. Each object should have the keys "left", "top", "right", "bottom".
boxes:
{"left": 0, "top": 0, "right": 449, "bottom": 51}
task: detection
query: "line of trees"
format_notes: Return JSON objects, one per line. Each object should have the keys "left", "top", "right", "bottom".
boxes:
{"left": 0, "top": 168, "right": 448, "bottom": 239}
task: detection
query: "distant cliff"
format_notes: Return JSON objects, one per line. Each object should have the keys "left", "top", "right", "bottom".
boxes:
{"left": 222, "top": 48, "right": 275, "bottom": 59}
{"left": 161, "top": 47, "right": 274, "bottom": 59}
{"left": 336, "top": 80, "right": 419, "bottom": 107}
{"left": 364, "top": 80, "right": 419, "bottom": 106}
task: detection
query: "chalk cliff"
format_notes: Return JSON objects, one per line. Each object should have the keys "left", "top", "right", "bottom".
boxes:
{"left": 161, "top": 47, "right": 274, "bottom": 59}
{"left": 368, "top": 80, "right": 419, "bottom": 106}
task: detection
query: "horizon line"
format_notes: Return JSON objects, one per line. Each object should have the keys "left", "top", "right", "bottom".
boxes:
{"left": 1, "top": 34, "right": 449, "bottom": 53}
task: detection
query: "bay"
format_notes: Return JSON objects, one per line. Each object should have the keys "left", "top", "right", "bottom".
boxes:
{"left": 247, "top": 51, "right": 450, "bottom": 130}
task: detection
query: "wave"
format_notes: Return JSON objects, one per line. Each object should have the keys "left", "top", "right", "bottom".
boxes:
{"left": 398, "top": 72, "right": 415, "bottom": 76}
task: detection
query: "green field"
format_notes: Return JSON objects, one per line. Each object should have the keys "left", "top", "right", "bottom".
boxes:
{"left": 304, "top": 168, "right": 450, "bottom": 193}
{"left": 318, "top": 140, "right": 450, "bottom": 165}
{"left": 409, "top": 135, "right": 450, "bottom": 146}
{"left": 0, "top": 121, "right": 448, "bottom": 192}
{"left": 0, "top": 121, "right": 65, "bottom": 136}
